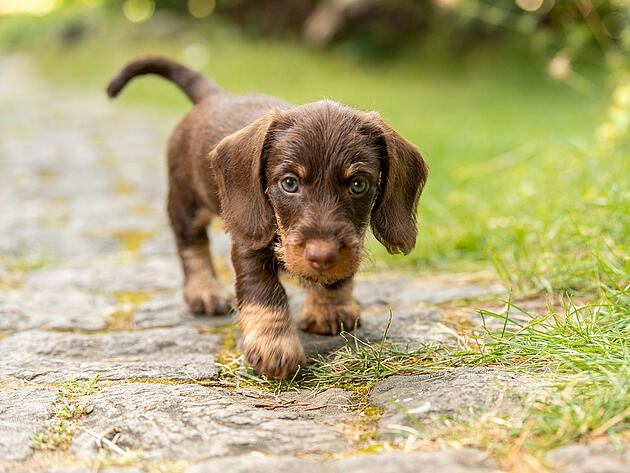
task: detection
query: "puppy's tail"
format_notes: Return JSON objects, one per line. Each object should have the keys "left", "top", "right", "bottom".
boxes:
{"left": 106, "top": 56, "right": 220, "bottom": 104}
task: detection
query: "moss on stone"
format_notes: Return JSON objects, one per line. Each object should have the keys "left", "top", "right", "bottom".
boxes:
{"left": 30, "top": 376, "right": 101, "bottom": 453}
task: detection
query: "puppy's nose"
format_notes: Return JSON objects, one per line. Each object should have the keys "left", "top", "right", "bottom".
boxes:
{"left": 305, "top": 240, "right": 340, "bottom": 270}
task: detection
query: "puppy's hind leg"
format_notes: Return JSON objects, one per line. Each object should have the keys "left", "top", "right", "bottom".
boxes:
{"left": 168, "top": 189, "right": 234, "bottom": 315}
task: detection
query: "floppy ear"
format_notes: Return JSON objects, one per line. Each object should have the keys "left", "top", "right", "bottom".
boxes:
{"left": 209, "top": 110, "right": 285, "bottom": 249}
{"left": 366, "top": 112, "right": 428, "bottom": 255}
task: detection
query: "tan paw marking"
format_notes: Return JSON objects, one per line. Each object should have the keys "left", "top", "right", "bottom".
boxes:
{"left": 184, "top": 273, "right": 235, "bottom": 315}
{"left": 240, "top": 304, "right": 306, "bottom": 379}
{"left": 299, "top": 283, "right": 360, "bottom": 335}
{"left": 299, "top": 301, "right": 361, "bottom": 335}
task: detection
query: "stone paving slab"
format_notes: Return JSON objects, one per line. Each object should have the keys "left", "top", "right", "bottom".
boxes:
{"left": 354, "top": 275, "right": 504, "bottom": 309}
{"left": 278, "top": 387, "right": 353, "bottom": 416}
{"left": 24, "top": 256, "right": 183, "bottom": 293}
{"left": 360, "top": 308, "right": 459, "bottom": 348}
{"left": 369, "top": 367, "right": 538, "bottom": 435}
{"left": 0, "top": 289, "right": 112, "bottom": 332}
{"left": 0, "top": 327, "right": 221, "bottom": 383}
{"left": 0, "top": 227, "right": 120, "bottom": 265}
{"left": 70, "top": 384, "right": 351, "bottom": 460}
{"left": 546, "top": 443, "right": 630, "bottom": 473}
{"left": 42, "top": 469, "right": 146, "bottom": 473}
{"left": 10, "top": 468, "right": 147, "bottom": 473}
{"left": 0, "top": 387, "right": 57, "bottom": 462}
{"left": 133, "top": 291, "right": 235, "bottom": 328}
{"left": 186, "top": 448, "right": 497, "bottom": 473}
{"left": 65, "top": 196, "right": 165, "bottom": 236}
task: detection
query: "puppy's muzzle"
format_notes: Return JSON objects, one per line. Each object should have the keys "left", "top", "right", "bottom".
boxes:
{"left": 304, "top": 239, "right": 340, "bottom": 271}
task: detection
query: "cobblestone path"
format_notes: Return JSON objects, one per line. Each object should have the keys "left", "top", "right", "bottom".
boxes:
{"left": 1, "top": 56, "right": 623, "bottom": 473}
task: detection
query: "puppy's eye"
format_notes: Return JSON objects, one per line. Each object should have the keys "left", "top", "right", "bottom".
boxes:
{"left": 350, "top": 178, "right": 368, "bottom": 195}
{"left": 281, "top": 177, "right": 299, "bottom": 193}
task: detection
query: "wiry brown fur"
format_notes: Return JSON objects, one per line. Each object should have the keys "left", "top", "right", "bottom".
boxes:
{"left": 107, "top": 56, "right": 428, "bottom": 379}
{"left": 299, "top": 279, "right": 360, "bottom": 335}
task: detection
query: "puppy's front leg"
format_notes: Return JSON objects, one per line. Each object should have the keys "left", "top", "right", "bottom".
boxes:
{"left": 299, "top": 279, "right": 361, "bottom": 335}
{"left": 231, "top": 241, "right": 305, "bottom": 379}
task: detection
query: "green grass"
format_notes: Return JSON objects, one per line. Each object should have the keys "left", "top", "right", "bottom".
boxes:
{"left": 30, "top": 375, "right": 100, "bottom": 452}
{"left": 219, "top": 314, "right": 453, "bottom": 396}
{"left": 2, "top": 9, "right": 624, "bottom": 293}
{"left": 425, "top": 254, "right": 630, "bottom": 466}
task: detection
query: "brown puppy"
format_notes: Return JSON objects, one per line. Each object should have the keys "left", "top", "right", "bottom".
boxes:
{"left": 107, "top": 56, "right": 428, "bottom": 379}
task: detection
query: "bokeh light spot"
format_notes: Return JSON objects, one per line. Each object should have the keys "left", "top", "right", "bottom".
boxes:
{"left": 183, "top": 44, "right": 210, "bottom": 69}
{"left": 434, "top": 0, "right": 460, "bottom": 10}
{"left": 547, "top": 51, "right": 572, "bottom": 80}
{"left": 122, "top": 0, "right": 155, "bottom": 24}
{"left": 188, "top": 0, "right": 216, "bottom": 19}
{"left": 515, "top": 0, "right": 544, "bottom": 12}
{"left": 0, "top": 0, "right": 61, "bottom": 16}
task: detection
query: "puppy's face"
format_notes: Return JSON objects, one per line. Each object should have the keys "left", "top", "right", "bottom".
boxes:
{"left": 265, "top": 104, "right": 382, "bottom": 284}
{"left": 210, "top": 100, "right": 428, "bottom": 284}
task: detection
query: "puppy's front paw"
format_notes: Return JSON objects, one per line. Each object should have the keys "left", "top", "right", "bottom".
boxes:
{"left": 299, "top": 300, "right": 361, "bottom": 335}
{"left": 184, "top": 275, "right": 235, "bottom": 315}
{"left": 242, "top": 321, "right": 306, "bottom": 379}
{"left": 243, "top": 330, "right": 306, "bottom": 379}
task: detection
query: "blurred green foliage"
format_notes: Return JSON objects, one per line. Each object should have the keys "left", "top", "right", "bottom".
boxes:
{"left": 0, "top": 0, "right": 627, "bottom": 296}
{"left": 2, "top": 1, "right": 629, "bottom": 62}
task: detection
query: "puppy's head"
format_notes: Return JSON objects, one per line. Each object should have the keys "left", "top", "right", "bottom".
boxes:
{"left": 210, "top": 100, "right": 428, "bottom": 285}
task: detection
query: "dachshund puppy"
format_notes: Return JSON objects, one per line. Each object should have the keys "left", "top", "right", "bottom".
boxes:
{"left": 107, "top": 56, "right": 428, "bottom": 379}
